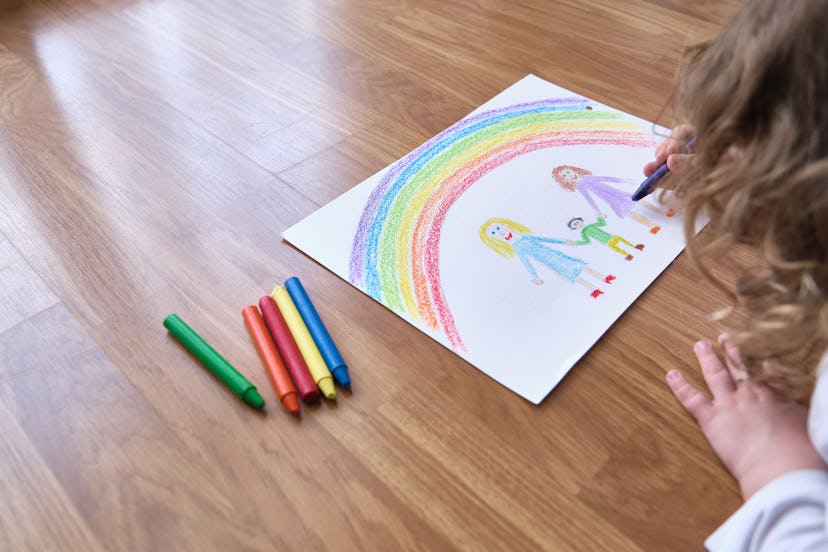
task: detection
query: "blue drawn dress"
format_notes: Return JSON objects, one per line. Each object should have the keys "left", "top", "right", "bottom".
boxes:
{"left": 513, "top": 235, "right": 587, "bottom": 282}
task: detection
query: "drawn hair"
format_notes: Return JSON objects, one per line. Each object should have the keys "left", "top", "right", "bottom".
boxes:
{"left": 479, "top": 217, "right": 532, "bottom": 258}
{"left": 660, "top": 0, "right": 828, "bottom": 398}
{"left": 552, "top": 165, "right": 591, "bottom": 191}
{"left": 567, "top": 217, "right": 583, "bottom": 230}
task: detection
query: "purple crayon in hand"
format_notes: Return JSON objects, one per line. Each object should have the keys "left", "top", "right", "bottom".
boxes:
{"left": 632, "top": 137, "right": 696, "bottom": 201}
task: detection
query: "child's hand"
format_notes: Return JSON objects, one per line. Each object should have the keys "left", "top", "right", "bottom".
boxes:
{"left": 666, "top": 334, "right": 827, "bottom": 500}
{"left": 532, "top": 278, "right": 544, "bottom": 285}
{"left": 644, "top": 124, "right": 695, "bottom": 176}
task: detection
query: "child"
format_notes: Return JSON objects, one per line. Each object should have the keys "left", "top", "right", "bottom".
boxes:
{"left": 479, "top": 217, "right": 613, "bottom": 297}
{"left": 645, "top": 0, "right": 828, "bottom": 549}
{"left": 567, "top": 215, "right": 644, "bottom": 261}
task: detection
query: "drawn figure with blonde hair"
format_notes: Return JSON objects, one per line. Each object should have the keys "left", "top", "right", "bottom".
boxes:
{"left": 479, "top": 217, "right": 614, "bottom": 298}
{"left": 552, "top": 164, "right": 674, "bottom": 234}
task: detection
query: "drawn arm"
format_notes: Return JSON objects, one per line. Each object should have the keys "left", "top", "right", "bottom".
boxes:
{"left": 517, "top": 251, "right": 539, "bottom": 281}
{"left": 529, "top": 236, "right": 567, "bottom": 245}
{"left": 579, "top": 188, "right": 601, "bottom": 213}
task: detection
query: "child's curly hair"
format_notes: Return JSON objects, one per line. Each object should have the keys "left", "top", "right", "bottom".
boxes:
{"left": 660, "top": 0, "right": 828, "bottom": 399}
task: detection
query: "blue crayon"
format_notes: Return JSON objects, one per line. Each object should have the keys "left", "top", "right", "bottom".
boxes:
{"left": 284, "top": 277, "right": 351, "bottom": 388}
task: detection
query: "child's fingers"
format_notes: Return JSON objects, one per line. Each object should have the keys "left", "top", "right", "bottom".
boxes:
{"left": 718, "top": 333, "right": 749, "bottom": 382}
{"left": 694, "top": 340, "right": 737, "bottom": 399}
{"left": 659, "top": 125, "right": 695, "bottom": 157}
{"left": 653, "top": 141, "right": 669, "bottom": 161}
{"left": 671, "top": 124, "right": 695, "bottom": 141}
{"left": 666, "top": 369, "right": 712, "bottom": 422}
{"left": 665, "top": 153, "right": 693, "bottom": 171}
{"left": 645, "top": 125, "right": 695, "bottom": 176}
{"left": 662, "top": 139, "right": 691, "bottom": 158}
{"left": 643, "top": 152, "right": 692, "bottom": 176}
{"left": 643, "top": 158, "right": 664, "bottom": 176}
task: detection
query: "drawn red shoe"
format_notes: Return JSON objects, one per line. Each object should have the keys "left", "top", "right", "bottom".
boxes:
{"left": 650, "top": 225, "right": 661, "bottom": 234}
{"left": 635, "top": 243, "right": 645, "bottom": 250}
{"left": 590, "top": 289, "right": 604, "bottom": 299}
{"left": 625, "top": 254, "right": 634, "bottom": 261}
{"left": 666, "top": 208, "right": 676, "bottom": 217}
{"left": 604, "top": 274, "right": 616, "bottom": 284}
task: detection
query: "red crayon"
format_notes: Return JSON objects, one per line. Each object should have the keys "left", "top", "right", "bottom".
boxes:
{"left": 258, "top": 296, "right": 320, "bottom": 403}
{"left": 242, "top": 306, "right": 300, "bottom": 414}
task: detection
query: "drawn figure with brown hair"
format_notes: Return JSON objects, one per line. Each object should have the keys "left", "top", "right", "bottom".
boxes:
{"left": 552, "top": 164, "right": 674, "bottom": 234}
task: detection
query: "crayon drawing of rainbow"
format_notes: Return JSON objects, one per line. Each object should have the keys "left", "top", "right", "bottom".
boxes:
{"left": 348, "top": 96, "right": 656, "bottom": 351}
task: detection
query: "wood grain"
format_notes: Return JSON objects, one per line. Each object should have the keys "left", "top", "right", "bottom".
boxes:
{"left": 0, "top": 0, "right": 746, "bottom": 550}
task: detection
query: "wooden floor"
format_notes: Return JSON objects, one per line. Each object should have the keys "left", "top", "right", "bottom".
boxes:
{"left": 0, "top": 1, "right": 747, "bottom": 550}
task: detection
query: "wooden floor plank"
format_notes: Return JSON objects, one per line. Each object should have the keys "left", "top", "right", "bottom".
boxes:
{"left": 0, "top": 398, "right": 104, "bottom": 552}
{"left": 0, "top": 231, "right": 58, "bottom": 337}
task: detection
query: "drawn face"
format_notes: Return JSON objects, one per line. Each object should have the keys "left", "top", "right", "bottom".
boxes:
{"left": 569, "top": 218, "right": 583, "bottom": 230}
{"left": 553, "top": 166, "right": 580, "bottom": 192}
{"left": 486, "top": 222, "right": 515, "bottom": 242}
{"left": 559, "top": 168, "right": 578, "bottom": 184}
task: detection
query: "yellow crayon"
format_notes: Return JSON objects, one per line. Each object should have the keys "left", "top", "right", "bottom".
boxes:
{"left": 271, "top": 285, "right": 336, "bottom": 400}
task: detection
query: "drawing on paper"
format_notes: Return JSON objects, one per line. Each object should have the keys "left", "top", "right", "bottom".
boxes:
{"left": 347, "top": 94, "right": 654, "bottom": 351}
{"left": 479, "top": 217, "right": 611, "bottom": 298}
{"left": 567, "top": 215, "right": 645, "bottom": 261}
{"left": 282, "top": 75, "right": 697, "bottom": 404}
{"left": 552, "top": 164, "right": 675, "bottom": 234}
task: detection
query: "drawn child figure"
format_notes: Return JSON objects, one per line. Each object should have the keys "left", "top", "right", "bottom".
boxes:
{"left": 479, "top": 217, "right": 614, "bottom": 298}
{"left": 552, "top": 164, "right": 674, "bottom": 234}
{"left": 568, "top": 215, "right": 644, "bottom": 261}
{"left": 641, "top": 1, "right": 828, "bottom": 549}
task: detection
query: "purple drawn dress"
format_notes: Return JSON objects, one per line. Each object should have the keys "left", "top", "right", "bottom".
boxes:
{"left": 576, "top": 175, "right": 634, "bottom": 217}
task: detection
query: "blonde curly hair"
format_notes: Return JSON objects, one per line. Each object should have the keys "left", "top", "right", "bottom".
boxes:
{"left": 660, "top": 0, "right": 828, "bottom": 399}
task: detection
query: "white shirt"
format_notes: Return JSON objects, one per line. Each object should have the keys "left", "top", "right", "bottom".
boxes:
{"left": 706, "top": 354, "right": 828, "bottom": 551}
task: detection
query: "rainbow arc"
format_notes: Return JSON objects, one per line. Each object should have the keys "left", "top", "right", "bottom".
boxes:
{"left": 349, "top": 98, "right": 654, "bottom": 350}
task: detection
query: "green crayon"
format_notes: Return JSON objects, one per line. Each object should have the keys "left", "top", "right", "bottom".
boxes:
{"left": 163, "top": 313, "right": 265, "bottom": 409}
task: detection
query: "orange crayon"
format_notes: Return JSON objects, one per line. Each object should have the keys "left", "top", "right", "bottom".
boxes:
{"left": 242, "top": 306, "right": 300, "bottom": 414}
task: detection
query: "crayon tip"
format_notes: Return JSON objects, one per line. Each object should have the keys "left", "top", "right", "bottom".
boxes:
{"left": 282, "top": 393, "right": 300, "bottom": 414}
{"left": 318, "top": 377, "right": 337, "bottom": 400}
{"left": 243, "top": 388, "right": 266, "bottom": 409}
{"left": 300, "top": 388, "right": 321, "bottom": 403}
{"left": 331, "top": 366, "right": 351, "bottom": 388}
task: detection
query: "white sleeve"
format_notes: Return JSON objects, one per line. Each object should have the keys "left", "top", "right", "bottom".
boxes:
{"left": 706, "top": 353, "right": 828, "bottom": 551}
{"left": 704, "top": 470, "right": 828, "bottom": 552}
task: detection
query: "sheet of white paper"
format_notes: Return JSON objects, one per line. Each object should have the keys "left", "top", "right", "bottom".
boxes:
{"left": 283, "top": 74, "right": 696, "bottom": 404}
